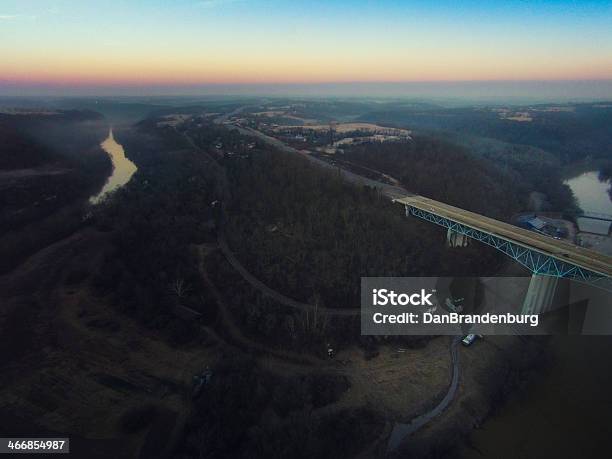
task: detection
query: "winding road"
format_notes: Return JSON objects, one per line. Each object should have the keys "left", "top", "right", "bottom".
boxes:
{"left": 207, "top": 109, "right": 464, "bottom": 452}
{"left": 218, "top": 231, "right": 361, "bottom": 317}
{"left": 387, "top": 336, "right": 461, "bottom": 452}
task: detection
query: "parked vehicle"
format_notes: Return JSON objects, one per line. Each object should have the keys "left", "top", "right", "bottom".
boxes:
{"left": 461, "top": 334, "right": 479, "bottom": 346}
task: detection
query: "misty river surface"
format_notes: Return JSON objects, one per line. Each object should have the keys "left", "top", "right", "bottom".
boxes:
{"left": 90, "top": 129, "right": 137, "bottom": 203}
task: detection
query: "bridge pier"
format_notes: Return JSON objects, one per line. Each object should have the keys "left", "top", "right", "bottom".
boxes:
{"left": 447, "top": 228, "right": 469, "bottom": 247}
{"left": 522, "top": 274, "right": 559, "bottom": 315}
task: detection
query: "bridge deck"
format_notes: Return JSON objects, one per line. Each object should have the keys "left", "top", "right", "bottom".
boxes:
{"left": 395, "top": 195, "right": 612, "bottom": 277}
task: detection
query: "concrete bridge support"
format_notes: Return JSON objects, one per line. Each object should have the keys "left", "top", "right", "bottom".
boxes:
{"left": 522, "top": 274, "right": 559, "bottom": 315}
{"left": 447, "top": 228, "right": 469, "bottom": 248}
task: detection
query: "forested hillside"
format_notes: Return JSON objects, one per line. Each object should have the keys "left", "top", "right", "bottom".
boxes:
{"left": 223, "top": 147, "right": 506, "bottom": 311}
{"left": 0, "top": 111, "right": 110, "bottom": 272}
{"left": 358, "top": 103, "right": 612, "bottom": 164}
{"left": 340, "top": 134, "right": 577, "bottom": 218}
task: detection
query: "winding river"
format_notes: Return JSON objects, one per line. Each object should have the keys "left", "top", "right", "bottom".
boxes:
{"left": 90, "top": 128, "right": 137, "bottom": 204}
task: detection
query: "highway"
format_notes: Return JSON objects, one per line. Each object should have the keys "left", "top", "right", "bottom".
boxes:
{"left": 396, "top": 195, "right": 612, "bottom": 278}
{"left": 229, "top": 124, "right": 410, "bottom": 198}
{"left": 219, "top": 118, "right": 612, "bottom": 280}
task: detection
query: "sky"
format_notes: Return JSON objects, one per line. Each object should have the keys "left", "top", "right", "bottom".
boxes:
{"left": 1, "top": 0, "right": 612, "bottom": 97}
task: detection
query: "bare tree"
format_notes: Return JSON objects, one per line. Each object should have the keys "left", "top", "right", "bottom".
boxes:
{"left": 168, "top": 278, "right": 192, "bottom": 303}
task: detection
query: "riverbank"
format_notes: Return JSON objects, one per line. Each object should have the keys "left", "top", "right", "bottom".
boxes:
{"left": 563, "top": 163, "right": 612, "bottom": 255}
{"left": 390, "top": 335, "right": 551, "bottom": 458}
{"left": 561, "top": 158, "right": 612, "bottom": 182}
{"left": 0, "top": 112, "right": 110, "bottom": 274}
{"left": 459, "top": 335, "right": 612, "bottom": 459}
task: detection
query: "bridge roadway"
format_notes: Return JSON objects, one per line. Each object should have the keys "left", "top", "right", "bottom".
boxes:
{"left": 218, "top": 119, "right": 612, "bottom": 280}
{"left": 395, "top": 195, "right": 612, "bottom": 278}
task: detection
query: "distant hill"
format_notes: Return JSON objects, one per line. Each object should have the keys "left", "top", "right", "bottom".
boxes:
{"left": 358, "top": 102, "right": 612, "bottom": 163}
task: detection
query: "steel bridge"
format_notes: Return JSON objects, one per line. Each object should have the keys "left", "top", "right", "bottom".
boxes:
{"left": 574, "top": 211, "right": 612, "bottom": 222}
{"left": 395, "top": 196, "right": 612, "bottom": 292}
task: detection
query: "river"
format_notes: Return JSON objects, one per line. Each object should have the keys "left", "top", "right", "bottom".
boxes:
{"left": 90, "top": 128, "right": 137, "bottom": 204}
{"left": 564, "top": 169, "right": 612, "bottom": 255}
{"left": 458, "top": 168, "right": 612, "bottom": 458}
{"left": 460, "top": 336, "right": 612, "bottom": 458}
{"left": 564, "top": 170, "right": 612, "bottom": 234}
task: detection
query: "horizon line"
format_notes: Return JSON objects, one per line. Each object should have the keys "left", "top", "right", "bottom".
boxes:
{"left": 2, "top": 78, "right": 612, "bottom": 87}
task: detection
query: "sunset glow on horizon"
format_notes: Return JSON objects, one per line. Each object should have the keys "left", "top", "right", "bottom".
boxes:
{"left": 1, "top": 0, "right": 612, "bottom": 95}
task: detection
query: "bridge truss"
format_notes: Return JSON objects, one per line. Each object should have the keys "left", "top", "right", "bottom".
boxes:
{"left": 405, "top": 205, "right": 612, "bottom": 292}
